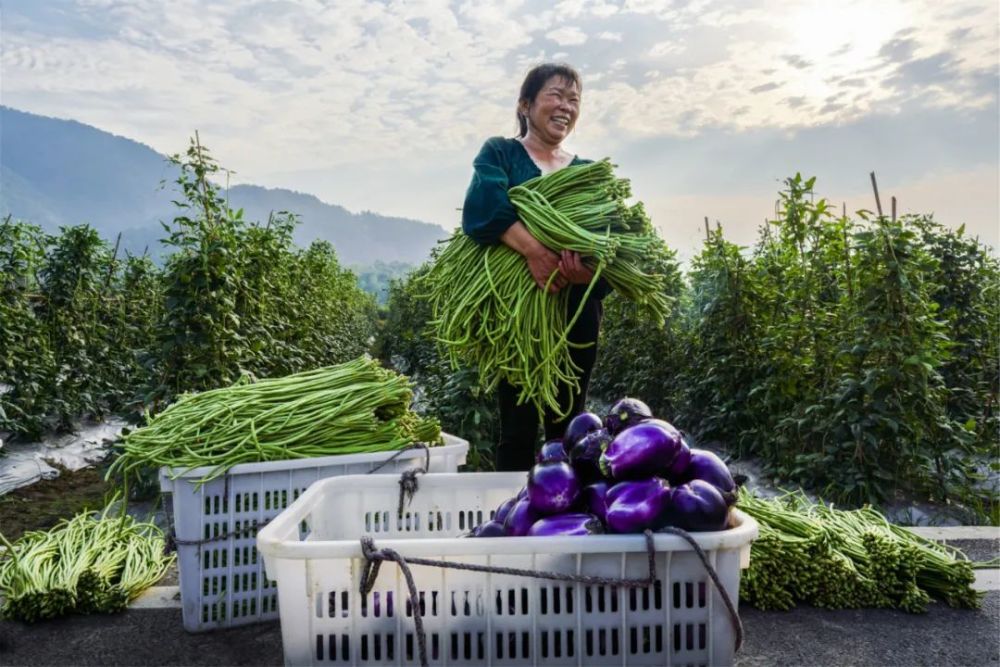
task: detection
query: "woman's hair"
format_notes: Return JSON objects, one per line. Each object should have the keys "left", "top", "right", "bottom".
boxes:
{"left": 516, "top": 63, "right": 582, "bottom": 138}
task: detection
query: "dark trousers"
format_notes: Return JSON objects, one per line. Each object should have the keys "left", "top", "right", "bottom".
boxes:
{"left": 495, "top": 286, "right": 604, "bottom": 471}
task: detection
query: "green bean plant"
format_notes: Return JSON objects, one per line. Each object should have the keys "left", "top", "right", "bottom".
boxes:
{"left": 0, "top": 219, "right": 55, "bottom": 438}
{"left": 37, "top": 225, "right": 116, "bottom": 429}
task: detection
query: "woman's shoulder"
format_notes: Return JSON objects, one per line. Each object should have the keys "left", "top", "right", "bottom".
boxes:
{"left": 480, "top": 135, "right": 520, "bottom": 153}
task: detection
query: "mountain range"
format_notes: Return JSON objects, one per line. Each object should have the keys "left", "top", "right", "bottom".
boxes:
{"left": 0, "top": 107, "right": 449, "bottom": 266}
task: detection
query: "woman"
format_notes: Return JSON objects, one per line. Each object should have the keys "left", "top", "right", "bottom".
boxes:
{"left": 461, "top": 63, "right": 610, "bottom": 471}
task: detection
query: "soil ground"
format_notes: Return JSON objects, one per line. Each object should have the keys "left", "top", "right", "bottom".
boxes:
{"left": 0, "top": 466, "right": 112, "bottom": 541}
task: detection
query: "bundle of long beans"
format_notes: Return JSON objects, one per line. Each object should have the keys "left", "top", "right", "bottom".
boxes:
{"left": 422, "top": 160, "right": 672, "bottom": 417}
{"left": 108, "top": 357, "right": 442, "bottom": 485}
{"left": 738, "top": 488, "right": 982, "bottom": 612}
{"left": 0, "top": 499, "right": 174, "bottom": 622}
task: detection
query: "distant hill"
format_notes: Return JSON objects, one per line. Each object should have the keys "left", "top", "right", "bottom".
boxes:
{"left": 0, "top": 106, "right": 448, "bottom": 266}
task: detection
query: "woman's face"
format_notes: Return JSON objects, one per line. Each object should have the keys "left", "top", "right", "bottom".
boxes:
{"left": 522, "top": 76, "right": 581, "bottom": 144}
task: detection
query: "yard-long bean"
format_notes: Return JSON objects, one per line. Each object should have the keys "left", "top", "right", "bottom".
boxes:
{"left": 107, "top": 357, "right": 442, "bottom": 485}
{"left": 0, "top": 498, "right": 174, "bottom": 622}
{"left": 738, "top": 488, "right": 982, "bottom": 612}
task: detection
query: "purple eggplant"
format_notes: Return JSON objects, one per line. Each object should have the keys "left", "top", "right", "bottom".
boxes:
{"left": 563, "top": 411, "right": 603, "bottom": 449}
{"left": 604, "top": 397, "right": 653, "bottom": 436}
{"left": 527, "top": 461, "right": 581, "bottom": 516}
{"left": 600, "top": 420, "right": 686, "bottom": 480}
{"left": 605, "top": 477, "right": 673, "bottom": 533}
{"left": 581, "top": 481, "right": 610, "bottom": 524}
{"left": 536, "top": 438, "right": 568, "bottom": 464}
{"left": 664, "top": 441, "right": 693, "bottom": 480}
{"left": 473, "top": 520, "right": 506, "bottom": 537}
{"left": 493, "top": 497, "right": 517, "bottom": 524}
{"left": 503, "top": 498, "right": 539, "bottom": 536}
{"left": 527, "top": 513, "right": 605, "bottom": 536}
{"left": 675, "top": 449, "right": 736, "bottom": 505}
{"left": 664, "top": 480, "right": 730, "bottom": 532}
{"left": 569, "top": 428, "right": 612, "bottom": 485}
{"left": 516, "top": 486, "right": 528, "bottom": 501}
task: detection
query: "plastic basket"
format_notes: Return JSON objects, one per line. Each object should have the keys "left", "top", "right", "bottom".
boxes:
{"left": 257, "top": 472, "right": 758, "bottom": 667}
{"left": 159, "top": 434, "right": 469, "bottom": 632}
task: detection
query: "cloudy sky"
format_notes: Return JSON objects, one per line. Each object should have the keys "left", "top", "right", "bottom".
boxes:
{"left": 3, "top": 0, "right": 997, "bottom": 261}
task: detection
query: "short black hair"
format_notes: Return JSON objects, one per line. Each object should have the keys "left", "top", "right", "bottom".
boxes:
{"left": 516, "top": 63, "right": 582, "bottom": 138}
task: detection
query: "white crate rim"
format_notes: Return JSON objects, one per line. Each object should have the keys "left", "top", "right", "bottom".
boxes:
{"left": 160, "top": 433, "right": 466, "bottom": 486}
{"left": 257, "top": 472, "right": 759, "bottom": 561}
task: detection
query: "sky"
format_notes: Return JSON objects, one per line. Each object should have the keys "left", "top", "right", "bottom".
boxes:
{"left": 2, "top": 0, "right": 997, "bottom": 263}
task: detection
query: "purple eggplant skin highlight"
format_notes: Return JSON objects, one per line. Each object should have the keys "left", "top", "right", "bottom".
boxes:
{"left": 581, "top": 481, "right": 610, "bottom": 524}
{"left": 563, "top": 411, "right": 603, "bottom": 449}
{"left": 605, "top": 478, "right": 673, "bottom": 534}
{"left": 527, "top": 461, "right": 581, "bottom": 516}
{"left": 664, "top": 480, "right": 730, "bottom": 532}
{"left": 536, "top": 438, "right": 569, "bottom": 464}
{"left": 503, "top": 498, "right": 539, "bottom": 536}
{"left": 569, "top": 428, "right": 612, "bottom": 485}
{"left": 494, "top": 497, "right": 517, "bottom": 524}
{"left": 674, "top": 449, "right": 736, "bottom": 504}
{"left": 527, "top": 513, "right": 605, "bottom": 537}
{"left": 603, "top": 397, "right": 654, "bottom": 436}
{"left": 600, "top": 420, "right": 685, "bottom": 481}
{"left": 473, "top": 520, "right": 507, "bottom": 537}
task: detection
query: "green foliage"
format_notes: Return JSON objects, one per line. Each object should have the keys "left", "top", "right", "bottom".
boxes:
{"left": 662, "top": 175, "right": 997, "bottom": 515}
{"left": 0, "top": 219, "right": 55, "bottom": 438}
{"left": 355, "top": 261, "right": 415, "bottom": 304}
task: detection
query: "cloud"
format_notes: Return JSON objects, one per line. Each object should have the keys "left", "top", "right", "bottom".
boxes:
{"left": 546, "top": 26, "right": 588, "bottom": 46}
{"left": 782, "top": 54, "right": 812, "bottom": 69}
{"left": 597, "top": 31, "right": 622, "bottom": 41}
{"left": 750, "top": 82, "right": 782, "bottom": 93}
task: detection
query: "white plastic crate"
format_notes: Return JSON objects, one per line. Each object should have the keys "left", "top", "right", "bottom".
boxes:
{"left": 159, "top": 434, "right": 469, "bottom": 632}
{"left": 257, "top": 472, "right": 758, "bottom": 667}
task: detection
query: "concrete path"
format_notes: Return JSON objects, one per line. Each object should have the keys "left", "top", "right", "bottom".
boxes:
{"left": 1, "top": 593, "right": 996, "bottom": 666}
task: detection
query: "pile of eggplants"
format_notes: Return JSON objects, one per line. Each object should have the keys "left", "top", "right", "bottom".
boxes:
{"left": 468, "top": 397, "right": 738, "bottom": 537}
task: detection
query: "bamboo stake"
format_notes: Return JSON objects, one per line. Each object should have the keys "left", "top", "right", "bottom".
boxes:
{"left": 870, "top": 172, "right": 883, "bottom": 217}
{"left": 106, "top": 232, "right": 122, "bottom": 287}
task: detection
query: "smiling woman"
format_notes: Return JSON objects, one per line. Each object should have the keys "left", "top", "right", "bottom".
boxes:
{"left": 460, "top": 62, "right": 612, "bottom": 471}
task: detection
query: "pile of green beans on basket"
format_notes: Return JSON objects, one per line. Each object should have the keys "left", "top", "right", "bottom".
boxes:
{"left": 107, "top": 357, "right": 442, "bottom": 485}
{"left": 0, "top": 497, "right": 174, "bottom": 622}
{"left": 737, "top": 487, "right": 983, "bottom": 612}
{"left": 422, "top": 159, "right": 673, "bottom": 418}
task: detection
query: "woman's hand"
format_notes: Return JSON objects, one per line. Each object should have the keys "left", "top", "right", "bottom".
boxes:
{"left": 526, "top": 246, "right": 567, "bottom": 292}
{"left": 500, "top": 221, "right": 567, "bottom": 292}
{"left": 559, "top": 250, "right": 594, "bottom": 285}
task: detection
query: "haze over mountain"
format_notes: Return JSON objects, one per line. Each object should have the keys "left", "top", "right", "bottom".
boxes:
{"left": 0, "top": 107, "right": 449, "bottom": 266}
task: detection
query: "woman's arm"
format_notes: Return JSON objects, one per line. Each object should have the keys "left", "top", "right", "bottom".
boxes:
{"left": 463, "top": 138, "right": 566, "bottom": 292}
